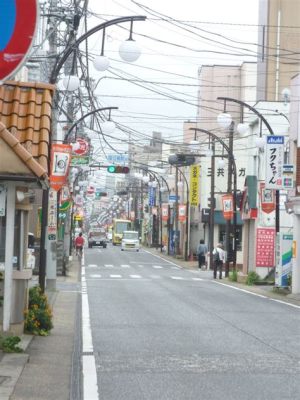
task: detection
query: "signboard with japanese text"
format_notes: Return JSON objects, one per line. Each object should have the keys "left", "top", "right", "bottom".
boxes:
{"left": 265, "top": 136, "right": 284, "bottom": 189}
{"left": 107, "top": 154, "right": 128, "bottom": 163}
{"left": 256, "top": 227, "right": 276, "bottom": 267}
{"left": 0, "top": 0, "right": 38, "bottom": 81}
{"left": 73, "top": 138, "right": 89, "bottom": 156}
{"left": 189, "top": 165, "right": 200, "bottom": 207}
{"left": 148, "top": 187, "right": 156, "bottom": 206}
{"left": 47, "top": 189, "right": 57, "bottom": 241}
{"left": 70, "top": 155, "right": 90, "bottom": 166}
{"left": 50, "top": 144, "right": 72, "bottom": 191}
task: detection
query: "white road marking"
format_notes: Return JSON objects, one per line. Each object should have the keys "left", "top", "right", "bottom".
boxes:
{"left": 121, "top": 264, "right": 130, "bottom": 268}
{"left": 82, "top": 267, "right": 99, "bottom": 400}
{"left": 142, "top": 249, "right": 183, "bottom": 268}
{"left": 105, "top": 264, "right": 114, "bottom": 268}
{"left": 130, "top": 274, "right": 142, "bottom": 279}
{"left": 153, "top": 265, "right": 163, "bottom": 269}
{"left": 171, "top": 276, "right": 184, "bottom": 280}
{"left": 192, "top": 278, "right": 203, "bottom": 281}
{"left": 171, "top": 266, "right": 180, "bottom": 270}
{"left": 213, "top": 281, "right": 300, "bottom": 309}
{"left": 138, "top": 265, "right": 144, "bottom": 268}
{"left": 90, "top": 274, "right": 102, "bottom": 278}
{"left": 110, "top": 274, "right": 122, "bottom": 278}
{"left": 87, "top": 264, "right": 98, "bottom": 268}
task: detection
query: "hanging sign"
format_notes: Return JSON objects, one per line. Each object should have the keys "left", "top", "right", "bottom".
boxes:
{"left": 149, "top": 187, "right": 156, "bottom": 206}
{"left": 222, "top": 194, "right": 233, "bottom": 220}
{"left": 189, "top": 165, "right": 200, "bottom": 207}
{"left": 0, "top": 0, "right": 38, "bottom": 81}
{"left": 178, "top": 204, "right": 186, "bottom": 222}
{"left": 265, "top": 136, "right": 284, "bottom": 189}
{"left": 161, "top": 204, "right": 169, "bottom": 221}
{"left": 275, "top": 233, "right": 293, "bottom": 287}
{"left": 50, "top": 144, "right": 72, "bottom": 191}
{"left": 260, "top": 182, "right": 275, "bottom": 214}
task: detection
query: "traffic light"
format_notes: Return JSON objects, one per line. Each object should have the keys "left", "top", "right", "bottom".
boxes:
{"left": 95, "top": 192, "right": 107, "bottom": 198}
{"left": 107, "top": 165, "right": 130, "bottom": 173}
{"left": 168, "top": 154, "right": 195, "bottom": 166}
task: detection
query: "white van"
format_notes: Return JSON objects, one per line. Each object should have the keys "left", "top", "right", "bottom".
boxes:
{"left": 121, "top": 231, "right": 140, "bottom": 251}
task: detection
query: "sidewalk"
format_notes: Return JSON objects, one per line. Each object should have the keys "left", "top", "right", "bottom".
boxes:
{"left": 144, "top": 246, "right": 300, "bottom": 307}
{"left": 0, "top": 257, "right": 81, "bottom": 400}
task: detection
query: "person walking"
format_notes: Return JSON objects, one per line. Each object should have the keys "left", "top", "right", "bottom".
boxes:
{"left": 74, "top": 232, "right": 84, "bottom": 257}
{"left": 213, "top": 243, "right": 226, "bottom": 279}
{"left": 197, "top": 239, "right": 208, "bottom": 269}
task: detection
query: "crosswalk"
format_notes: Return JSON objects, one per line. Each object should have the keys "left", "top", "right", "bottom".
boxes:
{"left": 87, "top": 263, "right": 180, "bottom": 270}
{"left": 86, "top": 273, "right": 203, "bottom": 281}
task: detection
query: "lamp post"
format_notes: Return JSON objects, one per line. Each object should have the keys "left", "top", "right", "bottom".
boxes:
{"left": 217, "top": 96, "right": 279, "bottom": 234}
{"left": 37, "top": 15, "right": 147, "bottom": 292}
{"left": 189, "top": 127, "right": 238, "bottom": 275}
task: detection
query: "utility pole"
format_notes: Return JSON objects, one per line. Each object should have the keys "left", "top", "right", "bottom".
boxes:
{"left": 174, "top": 167, "right": 179, "bottom": 256}
{"left": 225, "top": 122, "right": 234, "bottom": 277}
{"left": 209, "top": 139, "right": 215, "bottom": 272}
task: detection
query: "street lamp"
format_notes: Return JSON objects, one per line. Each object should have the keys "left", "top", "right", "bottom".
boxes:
{"left": 189, "top": 127, "right": 238, "bottom": 276}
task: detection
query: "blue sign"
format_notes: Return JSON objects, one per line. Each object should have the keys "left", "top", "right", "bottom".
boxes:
{"left": 267, "top": 136, "right": 284, "bottom": 144}
{"left": 169, "top": 195, "right": 180, "bottom": 202}
{"left": 149, "top": 187, "right": 156, "bottom": 206}
{"left": 107, "top": 154, "right": 128, "bottom": 163}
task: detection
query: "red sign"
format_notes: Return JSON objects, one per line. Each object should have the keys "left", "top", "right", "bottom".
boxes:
{"left": 260, "top": 182, "right": 275, "bottom": 214}
{"left": 178, "top": 204, "right": 186, "bottom": 222}
{"left": 73, "top": 138, "right": 89, "bottom": 156}
{"left": 222, "top": 194, "right": 233, "bottom": 220}
{"left": 50, "top": 144, "right": 72, "bottom": 191}
{"left": 161, "top": 205, "right": 169, "bottom": 221}
{"left": 256, "top": 227, "right": 275, "bottom": 267}
{"left": 0, "top": 0, "right": 38, "bottom": 81}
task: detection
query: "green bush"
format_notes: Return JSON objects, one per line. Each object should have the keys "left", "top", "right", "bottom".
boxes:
{"left": 0, "top": 335, "right": 23, "bottom": 353}
{"left": 229, "top": 269, "right": 238, "bottom": 282}
{"left": 246, "top": 271, "right": 260, "bottom": 286}
{"left": 24, "top": 286, "right": 53, "bottom": 336}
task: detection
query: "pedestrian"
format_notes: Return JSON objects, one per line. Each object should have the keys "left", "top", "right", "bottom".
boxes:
{"left": 74, "top": 232, "right": 84, "bottom": 256}
{"left": 213, "top": 243, "right": 226, "bottom": 279}
{"left": 197, "top": 239, "right": 208, "bottom": 269}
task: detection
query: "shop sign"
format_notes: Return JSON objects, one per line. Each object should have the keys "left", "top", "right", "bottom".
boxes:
{"left": 256, "top": 227, "right": 275, "bottom": 267}
{"left": 0, "top": 185, "right": 6, "bottom": 217}
{"left": 265, "top": 136, "right": 284, "bottom": 189}
{"left": 178, "top": 204, "right": 186, "bottom": 222}
{"left": 47, "top": 189, "right": 57, "bottom": 241}
{"left": 161, "top": 204, "right": 169, "bottom": 221}
{"left": 50, "top": 144, "right": 72, "bottom": 191}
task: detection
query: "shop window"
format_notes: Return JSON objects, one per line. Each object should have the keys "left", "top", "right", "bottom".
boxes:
{"left": 219, "top": 225, "right": 243, "bottom": 260}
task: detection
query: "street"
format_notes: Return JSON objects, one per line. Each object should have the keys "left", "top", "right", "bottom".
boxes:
{"left": 82, "top": 245, "right": 300, "bottom": 400}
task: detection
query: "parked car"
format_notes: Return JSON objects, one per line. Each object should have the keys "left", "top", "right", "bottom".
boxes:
{"left": 121, "top": 231, "right": 140, "bottom": 251}
{"left": 88, "top": 229, "right": 107, "bottom": 248}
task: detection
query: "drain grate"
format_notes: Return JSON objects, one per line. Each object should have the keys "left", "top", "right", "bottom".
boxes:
{"left": 82, "top": 351, "right": 94, "bottom": 356}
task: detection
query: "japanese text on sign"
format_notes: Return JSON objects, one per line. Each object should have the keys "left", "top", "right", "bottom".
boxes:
{"left": 265, "top": 136, "right": 284, "bottom": 189}
{"left": 256, "top": 227, "right": 275, "bottom": 267}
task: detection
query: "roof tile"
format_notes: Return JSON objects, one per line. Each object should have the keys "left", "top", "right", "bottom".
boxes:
{"left": 0, "top": 80, "right": 55, "bottom": 178}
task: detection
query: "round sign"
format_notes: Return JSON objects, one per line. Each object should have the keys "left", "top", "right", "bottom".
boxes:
{"left": 0, "top": 0, "right": 38, "bottom": 81}
{"left": 73, "top": 138, "right": 89, "bottom": 156}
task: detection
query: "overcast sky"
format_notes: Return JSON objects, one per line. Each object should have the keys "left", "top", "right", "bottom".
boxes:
{"left": 84, "top": 0, "right": 259, "bottom": 159}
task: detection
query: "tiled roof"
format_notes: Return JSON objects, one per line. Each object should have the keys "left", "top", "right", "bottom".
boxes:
{"left": 0, "top": 80, "right": 55, "bottom": 176}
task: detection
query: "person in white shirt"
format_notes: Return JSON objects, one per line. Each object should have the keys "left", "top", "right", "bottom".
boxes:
{"left": 212, "top": 243, "right": 226, "bottom": 279}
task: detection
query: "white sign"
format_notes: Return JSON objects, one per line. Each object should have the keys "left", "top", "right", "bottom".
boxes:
{"left": 0, "top": 185, "right": 6, "bottom": 216}
{"left": 275, "top": 233, "right": 293, "bottom": 287}
{"left": 265, "top": 136, "right": 284, "bottom": 189}
{"left": 47, "top": 189, "right": 57, "bottom": 241}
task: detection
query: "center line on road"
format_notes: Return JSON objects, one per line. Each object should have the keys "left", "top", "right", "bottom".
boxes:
{"left": 90, "top": 274, "right": 102, "bottom": 278}
{"left": 153, "top": 265, "right": 163, "bottom": 269}
{"left": 130, "top": 275, "right": 142, "bottom": 279}
{"left": 171, "top": 276, "right": 184, "bottom": 280}
{"left": 87, "top": 264, "right": 98, "bottom": 268}
{"left": 121, "top": 264, "right": 130, "bottom": 268}
{"left": 105, "top": 264, "right": 114, "bottom": 268}
{"left": 110, "top": 274, "right": 122, "bottom": 278}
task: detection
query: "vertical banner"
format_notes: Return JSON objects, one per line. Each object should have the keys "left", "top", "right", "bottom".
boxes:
{"left": 260, "top": 182, "right": 275, "bottom": 214}
{"left": 189, "top": 165, "right": 200, "bottom": 207}
{"left": 222, "top": 194, "right": 233, "bottom": 220}
{"left": 50, "top": 144, "right": 72, "bottom": 191}
{"left": 178, "top": 204, "right": 186, "bottom": 222}
{"left": 161, "top": 204, "right": 169, "bottom": 221}
{"left": 256, "top": 227, "right": 275, "bottom": 267}
{"left": 148, "top": 187, "right": 156, "bottom": 206}
{"left": 265, "top": 136, "right": 284, "bottom": 189}
{"left": 47, "top": 189, "right": 57, "bottom": 241}
{"left": 275, "top": 233, "right": 293, "bottom": 287}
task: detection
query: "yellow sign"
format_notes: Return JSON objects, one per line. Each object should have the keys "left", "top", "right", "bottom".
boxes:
{"left": 189, "top": 165, "right": 200, "bottom": 207}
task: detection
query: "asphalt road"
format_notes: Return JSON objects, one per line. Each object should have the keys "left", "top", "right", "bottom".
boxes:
{"left": 84, "top": 244, "right": 300, "bottom": 400}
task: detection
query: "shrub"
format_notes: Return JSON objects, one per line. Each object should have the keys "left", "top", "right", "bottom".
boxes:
{"left": 0, "top": 335, "right": 23, "bottom": 353}
{"left": 246, "top": 271, "right": 260, "bottom": 286}
{"left": 229, "top": 269, "right": 238, "bottom": 282}
{"left": 24, "top": 286, "right": 53, "bottom": 336}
